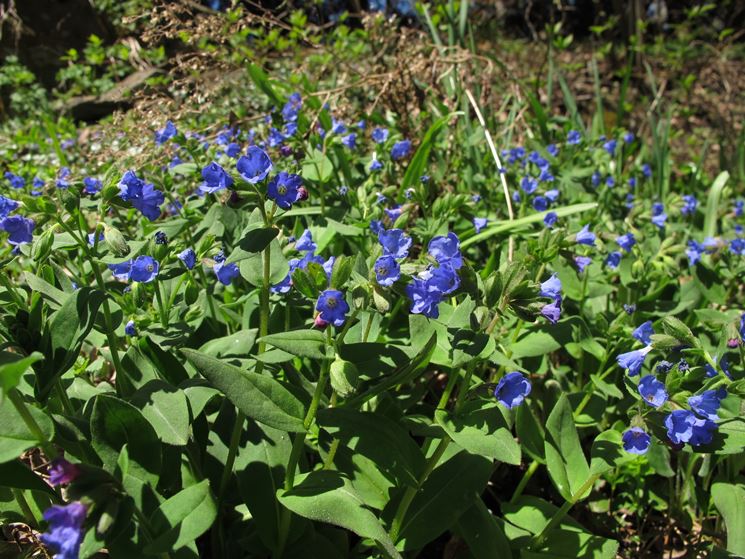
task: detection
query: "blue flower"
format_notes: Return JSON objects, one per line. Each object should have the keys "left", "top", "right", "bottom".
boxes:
{"left": 379, "top": 228, "right": 412, "bottom": 259}
{"left": 130, "top": 256, "right": 159, "bottom": 283}
{"left": 374, "top": 255, "right": 400, "bottom": 287}
{"left": 391, "top": 140, "right": 412, "bottom": 160}
{"left": 236, "top": 146, "right": 273, "bottom": 183}
{"left": 5, "top": 172, "right": 25, "bottom": 189}
{"left": 729, "top": 238, "right": 745, "bottom": 256}
{"left": 641, "top": 163, "right": 652, "bottom": 178}
{"left": 544, "top": 211, "right": 558, "bottom": 228}
{"left": 1, "top": 215, "right": 34, "bottom": 246}
{"left": 341, "top": 133, "right": 357, "bottom": 149}
{"left": 0, "top": 195, "right": 19, "bottom": 219}
{"left": 651, "top": 202, "right": 667, "bottom": 228}
{"left": 574, "top": 255, "right": 592, "bottom": 273}
{"left": 623, "top": 132, "right": 635, "bottom": 143}
{"left": 603, "top": 139, "right": 617, "bottom": 156}
{"left": 665, "top": 410, "right": 717, "bottom": 446}
{"left": 632, "top": 321, "right": 654, "bottom": 344}
{"left": 624, "top": 304, "right": 636, "bottom": 315}
{"left": 108, "top": 261, "right": 131, "bottom": 281}
{"left": 56, "top": 167, "right": 71, "bottom": 189}
{"left": 385, "top": 205, "right": 403, "bottom": 222}
{"left": 214, "top": 256, "right": 240, "bottom": 285}
{"left": 547, "top": 144, "right": 559, "bottom": 157}
{"left": 538, "top": 168, "right": 554, "bottom": 183}
{"left": 267, "top": 127, "right": 285, "bottom": 147}
{"left": 82, "top": 177, "right": 102, "bottom": 195}
{"left": 591, "top": 171, "right": 601, "bottom": 188}
{"left": 125, "top": 320, "right": 137, "bottom": 336}
{"left": 541, "top": 298, "right": 562, "bottom": 324}
{"left": 295, "top": 230, "right": 316, "bottom": 252}
{"left": 576, "top": 225, "right": 596, "bottom": 246}
{"left": 371, "top": 127, "right": 389, "bottom": 143}
{"left": 528, "top": 151, "right": 549, "bottom": 168}
{"left": 520, "top": 176, "right": 538, "bottom": 194}
{"left": 316, "top": 289, "right": 349, "bottom": 327}
{"left": 405, "top": 277, "right": 443, "bottom": 318}
{"left": 628, "top": 177, "right": 637, "bottom": 188}
{"left": 87, "top": 232, "right": 103, "bottom": 246}
{"left": 48, "top": 458, "right": 80, "bottom": 486}
{"left": 370, "top": 220, "right": 384, "bottom": 235}
{"left": 532, "top": 196, "right": 548, "bottom": 212}
{"left": 420, "top": 264, "right": 460, "bottom": 295}
{"left": 267, "top": 172, "right": 303, "bottom": 210}
{"left": 616, "top": 233, "right": 636, "bottom": 252}
{"left": 681, "top": 195, "right": 697, "bottom": 215}
{"left": 705, "top": 355, "right": 731, "bottom": 379}
{"left": 622, "top": 427, "right": 650, "bottom": 454}
{"left": 617, "top": 345, "right": 652, "bottom": 376}
{"left": 473, "top": 217, "right": 488, "bottom": 233}
{"left": 512, "top": 191, "right": 521, "bottom": 204}
{"left": 428, "top": 232, "right": 463, "bottom": 269}
{"left": 178, "top": 248, "right": 196, "bottom": 269}
{"left": 689, "top": 388, "right": 727, "bottom": 421}
{"left": 545, "top": 189, "right": 559, "bottom": 202}
{"left": 331, "top": 118, "right": 346, "bottom": 135}
{"left": 735, "top": 200, "right": 744, "bottom": 217}
{"left": 282, "top": 92, "right": 302, "bottom": 122}
{"left": 199, "top": 162, "right": 233, "bottom": 195}
{"left": 40, "top": 502, "right": 86, "bottom": 559}
{"left": 686, "top": 240, "right": 705, "bottom": 266}
{"left": 606, "top": 251, "right": 622, "bottom": 269}
{"left": 155, "top": 120, "right": 178, "bottom": 145}
{"left": 539, "top": 273, "right": 562, "bottom": 299}
{"left": 118, "top": 171, "right": 164, "bottom": 221}
{"left": 638, "top": 375, "right": 667, "bottom": 408}
{"left": 369, "top": 159, "right": 383, "bottom": 172}
{"left": 656, "top": 360, "right": 673, "bottom": 374}
{"left": 605, "top": 176, "right": 615, "bottom": 188}
{"left": 567, "top": 130, "right": 581, "bottom": 145}
{"left": 494, "top": 372, "right": 531, "bottom": 409}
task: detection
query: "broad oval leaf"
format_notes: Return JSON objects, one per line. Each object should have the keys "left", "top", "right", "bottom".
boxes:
{"left": 544, "top": 394, "right": 590, "bottom": 501}
{"left": 0, "top": 400, "right": 54, "bottom": 464}
{"left": 131, "top": 380, "right": 191, "bottom": 446}
{"left": 258, "top": 330, "right": 327, "bottom": 360}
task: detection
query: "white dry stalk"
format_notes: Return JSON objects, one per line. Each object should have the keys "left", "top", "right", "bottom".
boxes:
{"left": 464, "top": 89, "right": 515, "bottom": 261}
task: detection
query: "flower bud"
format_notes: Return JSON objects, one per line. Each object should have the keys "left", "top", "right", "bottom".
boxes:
{"left": 103, "top": 224, "right": 130, "bottom": 257}
{"left": 296, "top": 186, "right": 309, "bottom": 201}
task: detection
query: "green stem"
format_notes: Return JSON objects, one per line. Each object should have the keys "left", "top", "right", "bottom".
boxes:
{"left": 154, "top": 282, "right": 169, "bottom": 328}
{"left": 530, "top": 473, "right": 600, "bottom": 550}
{"left": 510, "top": 460, "right": 539, "bottom": 504}
{"left": 12, "top": 489, "right": 38, "bottom": 527}
{"left": 55, "top": 379, "right": 76, "bottom": 416}
{"left": 217, "top": 411, "right": 245, "bottom": 502}
{"left": 256, "top": 242, "right": 271, "bottom": 376}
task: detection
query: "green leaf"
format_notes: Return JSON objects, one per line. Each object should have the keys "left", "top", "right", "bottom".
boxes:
{"left": 131, "top": 380, "right": 191, "bottom": 446}
{"left": 181, "top": 348, "right": 306, "bottom": 432}
{"left": 90, "top": 394, "right": 161, "bottom": 486}
{"left": 703, "top": 171, "right": 729, "bottom": 239}
{"left": 544, "top": 394, "right": 590, "bottom": 501}
{"left": 247, "top": 63, "right": 283, "bottom": 106}
{"left": 0, "top": 352, "right": 43, "bottom": 395}
{"left": 278, "top": 470, "right": 402, "bottom": 559}
{"left": 455, "top": 500, "right": 512, "bottom": 559}
{"left": 435, "top": 401, "right": 521, "bottom": 465}
{"left": 317, "top": 408, "right": 425, "bottom": 487}
{"left": 302, "top": 148, "right": 334, "bottom": 183}
{"left": 0, "top": 399, "right": 54, "bottom": 463}
{"left": 198, "top": 329, "right": 258, "bottom": 359}
{"left": 400, "top": 115, "right": 450, "bottom": 191}
{"left": 239, "top": 239, "right": 289, "bottom": 287}
{"left": 0, "top": 459, "right": 56, "bottom": 495}
{"left": 235, "top": 224, "right": 280, "bottom": 254}
{"left": 589, "top": 430, "right": 635, "bottom": 475}
{"left": 516, "top": 404, "right": 546, "bottom": 463}
{"left": 396, "top": 450, "right": 493, "bottom": 550}
{"left": 712, "top": 483, "right": 745, "bottom": 556}
{"left": 258, "top": 329, "right": 327, "bottom": 359}
{"left": 145, "top": 479, "right": 217, "bottom": 553}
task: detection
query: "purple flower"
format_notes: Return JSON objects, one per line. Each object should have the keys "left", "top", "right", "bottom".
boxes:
{"left": 567, "top": 130, "right": 581, "bottom": 145}
{"left": 1, "top": 215, "right": 34, "bottom": 245}
{"left": 494, "top": 372, "right": 531, "bottom": 409}
{"left": 267, "top": 172, "right": 303, "bottom": 210}
{"left": 118, "top": 171, "right": 164, "bottom": 221}
{"left": 616, "top": 233, "right": 636, "bottom": 252}
{"left": 199, "top": 162, "right": 233, "bottom": 195}
{"left": 316, "top": 289, "right": 349, "bottom": 327}
{"left": 379, "top": 228, "right": 412, "bottom": 259}
{"left": 374, "top": 255, "right": 400, "bottom": 287}
{"left": 541, "top": 298, "right": 562, "bottom": 324}
{"left": 40, "top": 502, "right": 86, "bottom": 559}
{"left": 681, "top": 195, "right": 697, "bottom": 215}
{"left": 130, "top": 256, "right": 159, "bottom": 283}
{"left": 638, "top": 375, "right": 667, "bottom": 408}
{"left": 82, "top": 177, "right": 102, "bottom": 195}
{"left": 606, "top": 251, "right": 622, "bottom": 269}
{"left": 390, "top": 140, "right": 412, "bottom": 161}
{"left": 48, "top": 458, "right": 80, "bottom": 486}
{"left": 428, "top": 232, "right": 463, "bottom": 270}
{"left": 0, "top": 195, "right": 19, "bottom": 219}
{"left": 155, "top": 120, "right": 178, "bottom": 145}
{"left": 371, "top": 127, "right": 389, "bottom": 143}
{"left": 473, "top": 217, "right": 488, "bottom": 233}
{"left": 544, "top": 212, "right": 558, "bottom": 228}
{"left": 689, "top": 388, "right": 727, "bottom": 420}
{"left": 632, "top": 321, "right": 654, "bottom": 345}
{"left": 236, "top": 146, "right": 273, "bottom": 184}
{"left": 178, "top": 248, "right": 196, "bottom": 269}
{"left": 574, "top": 255, "right": 592, "bottom": 273}
{"left": 576, "top": 225, "right": 596, "bottom": 246}
{"left": 539, "top": 273, "right": 562, "bottom": 299}
{"left": 125, "top": 320, "right": 137, "bottom": 336}
{"left": 622, "top": 427, "right": 650, "bottom": 454}
{"left": 617, "top": 345, "right": 652, "bottom": 376}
